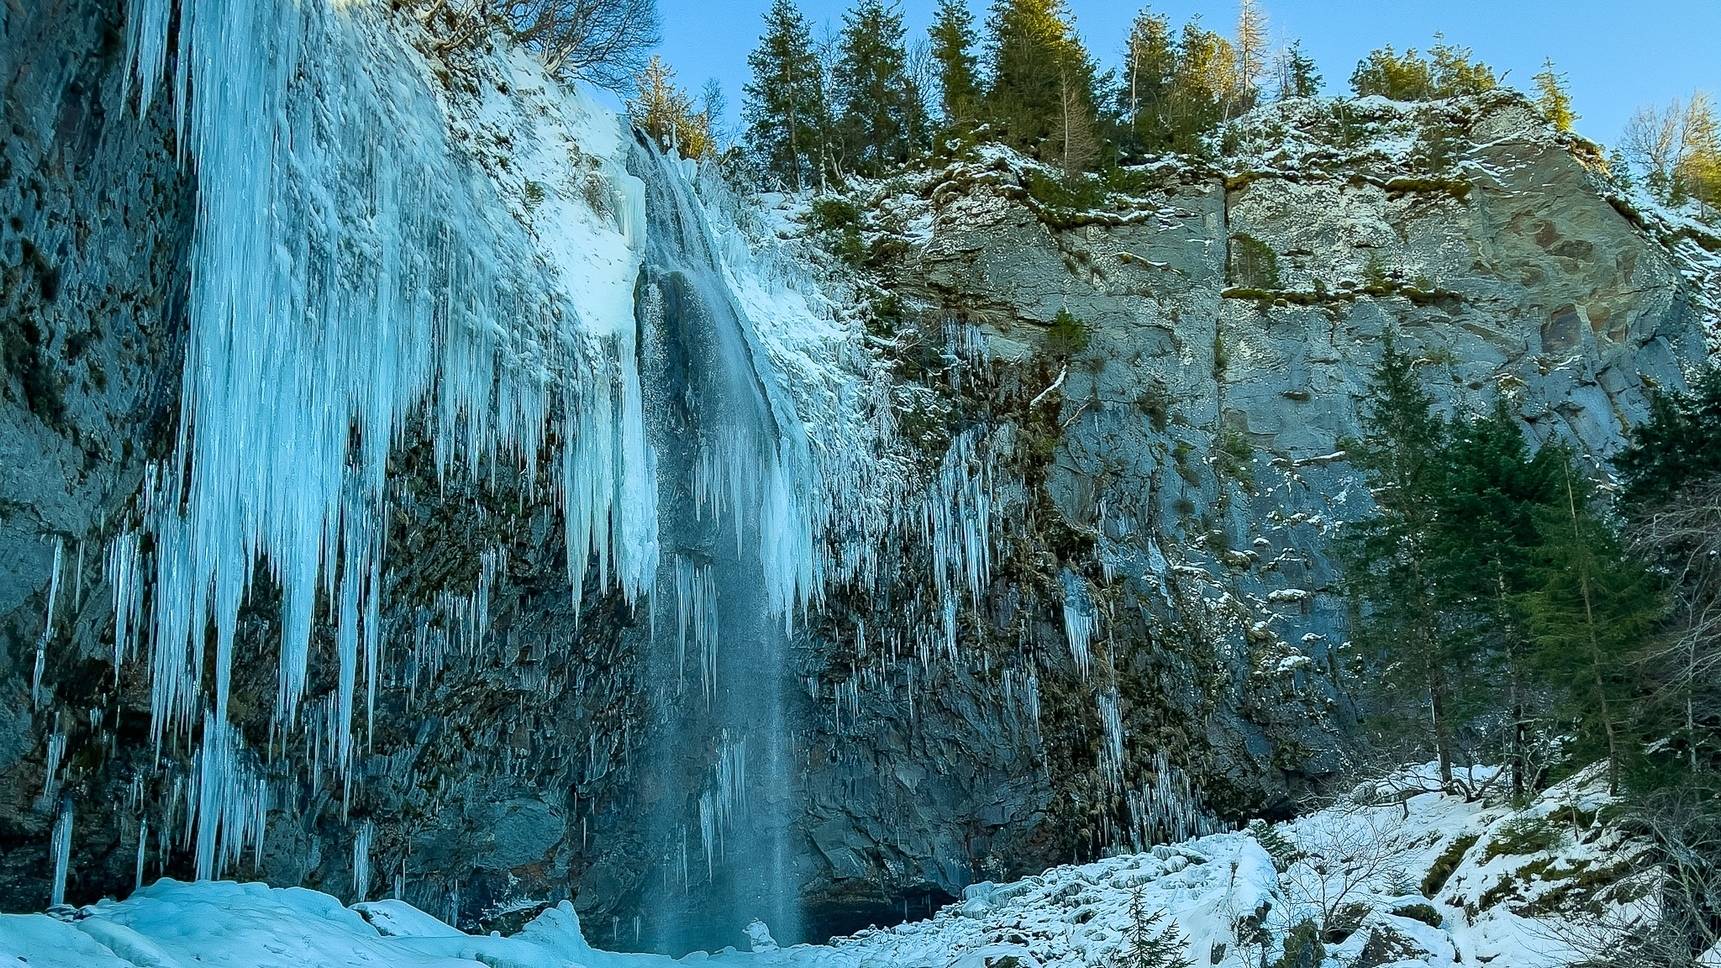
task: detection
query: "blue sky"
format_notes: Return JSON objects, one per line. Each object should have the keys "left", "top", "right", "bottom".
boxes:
{"left": 653, "top": 0, "right": 1719, "bottom": 149}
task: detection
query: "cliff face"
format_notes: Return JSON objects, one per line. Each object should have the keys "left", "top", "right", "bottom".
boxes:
{"left": 0, "top": 3, "right": 1713, "bottom": 954}
{"left": 730, "top": 95, "right": 1711, "bottom": 929}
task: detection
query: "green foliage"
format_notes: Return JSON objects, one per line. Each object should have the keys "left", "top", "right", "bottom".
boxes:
{"left": 1350, "top": 37, "right": 1497, "bottom": 102}
{"left": 1045, "top": 307, "right": 1091, "bottom": 357}
{"left": 1113, "top": 890, "right": 1194, "bottom": 968}
{"left": 1216, "top": 427, "right": 1254, "bottom": 486}
{"left": 930, "top": 0, "right": 982, "bottom": 126}
{"left": 1275, "top": 40, "right": 1321, "bottom": 100}
{"left": 1247, "top": 819, "right": 1301, "bottom": 872}
{"left": 1362, "top": 251, "right": 1390, "bottom": 289}
{"left": 1521, "top": 467, "right": 1665, "bottom": 791}
{"left": 1616, "top": 369, "right": 1721, "bottom": 508}
{"left": 806, "top": 196, "right": 866, "bottom": 265}
{"left": 983, "top": 0, "right": 1100, "bottom": 167}
{"left": 744, "top": 0, "right": 832, "bottom": 190}
{"left": 833, "top": 0, "right": 925, "bottom": 175}
{"left": 1422, "top": 833, "right": 1479, "bottom": 897}
{"left": 1228, "top": 233, "right": 1280, "bottom": 289}
{"left": 1534, "top": 59, "right": 1577, "bottom": 133}
{"left": 1484, "top": 816, "right": 1562, "bottom": 860}
{"left": 1271, "top": 919, "right": 1324, "bottom": 968}
{"left": 1025, "top": 169, "right": 1107, "bottom": 214}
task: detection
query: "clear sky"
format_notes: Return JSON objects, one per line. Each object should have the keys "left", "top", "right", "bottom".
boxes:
{"left": 653, "top": 0, "right": 1719, "bottom": 149}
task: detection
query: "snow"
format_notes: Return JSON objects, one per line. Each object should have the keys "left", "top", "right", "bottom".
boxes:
{"left": 1, "top": 763, "right": 1642, "bottom": 968}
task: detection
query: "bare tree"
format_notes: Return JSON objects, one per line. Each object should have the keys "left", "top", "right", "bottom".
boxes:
{"left": 407, "top": 0, "right": 660, "bottom": 91}
{"left": 1279, "top": 803, "right": 1414, "bottom": 933}
{"left": 1620, "top": 92, "right": 1721, "bottom": 211}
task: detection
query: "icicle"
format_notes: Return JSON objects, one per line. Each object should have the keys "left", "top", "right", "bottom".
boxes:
{"left": 1061, "top": 570, "right": 1098, "bottom": 679}
{"left": 49, "top": 798, "right": 73, "bottom": 907}
{"left": 352, "top": 821, "right": 374, "bottom": 902}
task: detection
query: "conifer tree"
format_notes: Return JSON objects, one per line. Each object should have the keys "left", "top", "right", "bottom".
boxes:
{"left": 1523, "top": 466, "right": 1664, "bottom": 793}
{"left": 1429, "top": 403, "right": 1565, "bottom": 794}
{"left": 1350, "top": 46, "right": 1436, "bottom": 101}
{"left": 1533, "top": 58, "right": 1577, "bottom": 133}
{"left": 1274, "top": 40, "right": 1320, "bottom": 100}
{"left": 983, "top": 0, "right": 1098, "bottom": 163}
{"left": 1342, "top": 336, "right": 1459, "bottom": 789}
{"left": 1165, "top": 18, "right": 1234, "bottom": 152}
{"left": 833, "top": 0, "right": 919, "bottom": 174}
{"left": 629, "top": 56, "right": 714, "bottom": 159}
{"left": 1117, "top": 889, "right": 1195, "bottom": 968}
{"left": 744, "top": 0, "right": 830, "bottom": 190}
{"left": 929, "top": 0, "right": 981, "bottom": 126}
{"left": 1121, "top": 8, "right": 1176, "bottom": 149}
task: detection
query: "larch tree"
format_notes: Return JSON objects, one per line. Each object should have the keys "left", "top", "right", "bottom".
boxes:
{"left": 929, "top": 0, "right": 982, "bottom": 127}
{"left": 743, "top": 0, "right": 830, "bottom": 190}
{"left": 1233, "top": 0, "right": 1269, "bottom": 110}
{"left": 1533, "top": 58, "right": 1577, "bottom": 133}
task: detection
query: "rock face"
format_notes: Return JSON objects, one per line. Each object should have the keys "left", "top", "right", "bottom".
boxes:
{"left": 0, "top": 7, "right": 1712, "bottom": 957}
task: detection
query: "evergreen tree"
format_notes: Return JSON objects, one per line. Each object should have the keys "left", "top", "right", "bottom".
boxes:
{"left": 743, "top": 0, "right": 830, "bottom": 190}
{"left": 833, "top": 0, "right": 919, "bottom": 174}
{"left": 1121, "top": 8, "right": 1176, "bottom": 150}
{"left": 1352, "top": 36, "right": 1497, "bottom": 102}
{"left": 1350, "top": 46, "right": 1436, "bottom": 101}
{"left": 1429, "top": 403, "right": 1565, "bottom": 794}
{"left": 1617, "top": 369, "right": 1721, "bottom": 509}
{"left": 1533, "top": 58, "right": 1577, "bottom": 133}
{"left": 1165, "top": 18, "right": 1233, "bottom": 152}
{"left": 929, "top": 0, "right": 981, "bottom": 126}
{"left": 1115, "top": 889, "right": 1194, "bottom": 968}
{"left": 1274, "top": 39, "right": 1321, "bottom": 100}
{"left": 983, "top": 0, "right": 1098, "bottom": 163}
{"left": 1523, "top": 466, "right": 1664, "bottom": 793}
{"left": 1427, "top": 35, "right": 1498, "bottom": 98}
{"left": 1342, "top": 335, "right": 1460, "bottom": 789}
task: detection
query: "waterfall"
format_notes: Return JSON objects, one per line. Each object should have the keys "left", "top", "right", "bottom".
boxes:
{"left": 628, "top": 138, "right": 814, "bottom": 951}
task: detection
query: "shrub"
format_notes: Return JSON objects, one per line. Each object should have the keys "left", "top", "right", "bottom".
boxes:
{"left": 1046, "top": 308, "right": 1091, "bottom": 358}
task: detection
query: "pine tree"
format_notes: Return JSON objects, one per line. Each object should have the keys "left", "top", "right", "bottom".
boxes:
{"left": 1427, "top": 35, "right": 1497, "bottom": 98}
{"left": 983, "top": 0, "right": 1097, "bottom": 162}
{"left": 1533, "top": 58, "right": 1577, "bottom": 133}
{"left": 1618, "top": 369, "right": 1721, "bottom": 509}
{"left": 1274, "top": 39, "right": 1320, "bottom": 100}
{"left": 1233, "top": 0, "right": 1269, "bottom": 111}
{"left": 1350, "top": 46, "right": 1436, "bottom": 101}
{"left": 743, "top": 0, "right": 830, "bottom": 190}
{"left": 1342, "top": 335, "right": 1460, "bottom": 789}
{"left": 1523, "top": 466, "right": 1664, "bottom": 793}
{"left": 833, "top": 0, "right": 918, "bottom": 174}
{"left": 929, "top": 0, "right": 981, "bottom": 126}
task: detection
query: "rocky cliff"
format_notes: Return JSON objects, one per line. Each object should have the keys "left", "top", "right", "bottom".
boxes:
{"left": 1, "top": 0, "right": 1715, "bottom": 954}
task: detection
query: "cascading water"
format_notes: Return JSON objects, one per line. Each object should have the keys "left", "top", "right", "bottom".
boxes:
{"left": 627, "top": 138, "right": 815, "bottom": 952}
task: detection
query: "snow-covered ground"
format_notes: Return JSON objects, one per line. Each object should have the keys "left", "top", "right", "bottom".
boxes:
{"left": 1, "top": 766, "right": 1651, "bottom": 968}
